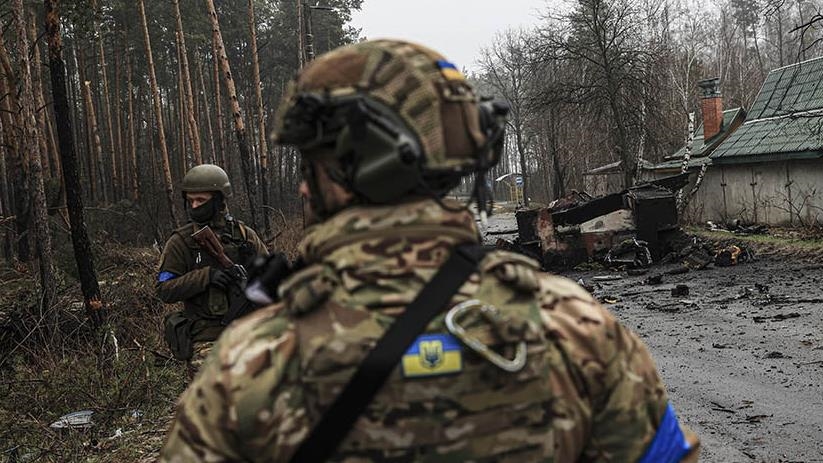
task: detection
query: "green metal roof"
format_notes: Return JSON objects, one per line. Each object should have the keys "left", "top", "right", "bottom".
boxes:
{"left": 711, "top": 57, "right": 823, "bottom": 164}
{"left": 668, "top": 108, "right": 743, "bottom": 157}
{"left": 650, "top": 107, "right": 744, "bottom": 171}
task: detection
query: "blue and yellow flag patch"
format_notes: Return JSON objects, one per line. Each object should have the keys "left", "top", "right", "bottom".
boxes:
{"left": 402, "top": 333, "right": 463, "bottom": 378}
{"left": 436, "top": 60, "right": 465, "bottom": 82}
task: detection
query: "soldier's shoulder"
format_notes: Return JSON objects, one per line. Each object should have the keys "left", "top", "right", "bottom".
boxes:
{"left": 536, "top": 273, "right": 629, "bottom": 384}
{"left": 171, "top": 222, "right": 196, "bottom": 236}
{"left": 475, "top": 249, "right": 543, "bottom": 292}
{"left": 164, "top": 223, "right": 197, "bottom": 246}
{"left": 215, "top": 304, "right": 296, "bottom": 368}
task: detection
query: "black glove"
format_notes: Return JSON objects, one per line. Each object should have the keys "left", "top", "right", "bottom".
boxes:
{"left": 244, "top": 253, "right": 300, "bottom": 304}
{"left": 209, "top": 268, "right": 233, "bottom": 290}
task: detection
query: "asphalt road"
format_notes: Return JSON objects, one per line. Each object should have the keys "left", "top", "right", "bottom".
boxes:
{"left": 482, "top": 212, "right": 823, "bottom": 462}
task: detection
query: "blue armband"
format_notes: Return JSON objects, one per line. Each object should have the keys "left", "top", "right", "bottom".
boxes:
{"left": 157, "top": 271, "right": 178, "bottom": 283}
{"left": 638, "top": 403, "right": 692, "bottom": 463}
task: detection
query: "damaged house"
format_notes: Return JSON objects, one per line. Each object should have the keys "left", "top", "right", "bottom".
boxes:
{"left": 667, "top": 59, "right": 823, "bottom": 225}
{"left": 645, "top": 78, "right": 745, "bottom": 182}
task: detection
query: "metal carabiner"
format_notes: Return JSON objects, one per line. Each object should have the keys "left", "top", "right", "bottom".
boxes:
{"left": 445, "top": 299, "right": 527, "bottom": 373}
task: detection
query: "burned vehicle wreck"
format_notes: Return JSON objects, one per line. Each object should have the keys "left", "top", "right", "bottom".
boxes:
{"left": 502, "top": 174, "right": 690, "bottom": 270}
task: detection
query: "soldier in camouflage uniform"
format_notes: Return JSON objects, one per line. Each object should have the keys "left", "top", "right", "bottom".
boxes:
{"left": 161, "top": 40, "right": 699, "bottom": 462}
{"left": 156, "top": 164, "right": 268, "bottom": 378}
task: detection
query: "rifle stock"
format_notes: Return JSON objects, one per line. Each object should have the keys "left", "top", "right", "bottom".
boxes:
{"left": 192, "top": 226, "right": 234, "bottom": 268}
{"left": 191, "top": 225, "right": 256, "bottom": 325}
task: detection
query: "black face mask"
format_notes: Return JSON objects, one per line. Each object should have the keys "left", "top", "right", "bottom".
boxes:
{"left": 189, "top": 196, "right": 220, "bottom": 224}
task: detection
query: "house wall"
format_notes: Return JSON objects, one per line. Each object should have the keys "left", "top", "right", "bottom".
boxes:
{"left": 583, "top": 173, "right": 624, "bottom": 197}
{"left": 687, "top": 159, "right": 823, "bottom": 225}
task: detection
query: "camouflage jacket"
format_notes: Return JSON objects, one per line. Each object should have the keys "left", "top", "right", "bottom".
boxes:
{"left": 156, "top": 214, "right": 268, "bottom": 341}
{"left": 160, "top": 199, "right": 699, "bottom": 462}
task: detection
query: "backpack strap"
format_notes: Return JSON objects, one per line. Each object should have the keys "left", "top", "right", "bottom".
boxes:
{"left": 288, "top": 244, "right": 488, "bottom": 463}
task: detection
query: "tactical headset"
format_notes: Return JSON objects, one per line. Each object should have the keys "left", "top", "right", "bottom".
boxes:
{"left": 279, "top": 92, "right": 510, "bottom": 207}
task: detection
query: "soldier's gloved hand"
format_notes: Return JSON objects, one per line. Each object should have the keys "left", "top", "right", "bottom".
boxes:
{"left": 229, "top": 264, "right": 248, "bottom": 282}
{"left": 209, "top": 268, "right": 233, "bottom": 290}
{"left": 244, "top": 253, "right": 296, "bottom": 305}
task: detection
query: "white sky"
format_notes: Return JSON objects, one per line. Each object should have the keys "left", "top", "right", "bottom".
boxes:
{"left": 350, "top": 1, "right": 550, "bottom": 73}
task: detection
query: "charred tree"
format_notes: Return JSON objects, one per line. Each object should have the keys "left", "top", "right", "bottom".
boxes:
{"left": 45, "top": 0, "right": 105, "bottom": 327}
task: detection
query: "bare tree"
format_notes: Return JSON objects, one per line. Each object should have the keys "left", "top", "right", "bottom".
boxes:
{"left": 15, "top": 0, "right": 56, "bottom": 315}
{"left": 174, "top": 0, "right": 203, "bottom": 165}
{"left": 248, "top": 0, "right": 270, "bottom": 232}
{"left": 139, "top": 0, "right": 180, "bottom": 227}
{"left": 44, "top": 0, "right": 105, "bottom": 327}
{"left": 206, "top": 0, "right": 260, "bottom": 230}
{"left": 479, "top": 29, "right": 534, "bottom": 207}
{"left": 534, "top": 0, "right": 662, "bottom": 188}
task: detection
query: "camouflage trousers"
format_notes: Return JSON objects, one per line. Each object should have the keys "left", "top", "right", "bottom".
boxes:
{"left": 186, "top": 341, "right": 214, "bottom": 381}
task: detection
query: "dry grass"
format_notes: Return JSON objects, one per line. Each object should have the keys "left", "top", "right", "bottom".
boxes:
{"left": 690, "top": 227, "right": 823, "bottom": 262}
{"left": 0, "top": 216, "right": 304, "bottom": 462}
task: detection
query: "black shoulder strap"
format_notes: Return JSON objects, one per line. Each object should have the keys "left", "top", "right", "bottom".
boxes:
{"left": 288, "top": 244, "right": 488, "bottom": 463}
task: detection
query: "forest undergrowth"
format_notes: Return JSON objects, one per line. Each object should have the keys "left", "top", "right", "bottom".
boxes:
{"left": 0, "top": 213, "right": 303, "bottom": 462}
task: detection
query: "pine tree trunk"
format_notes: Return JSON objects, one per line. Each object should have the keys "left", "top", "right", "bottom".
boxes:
{"left": 113, "top": 44, "right": 124, "bottom": 199}
{"left": 45, "top": 0, "right": 105, "bottom": 327}
{"left": 175, "top": 39, "right": 188, "bottom": 171}
{"left": 83, "top": 81, "right": 108, "bottom": 205}
{"left": 196, "top": 55, "right": 217, "bottom": 164}
{"left": 36, "top": 34, "right": 63, "bottom": 196}
{"left": 75, "top": 48, "right": 98, "bottom": 203}
{"left": 249, "top": 0, "right": 269, "bottom": 232}
{"left": 0, "top": 37, "right": 30, "bottom": 262}
{"left": 0, "top": 119, "right": 12, "bottom": 262}
{"left": 139, "top": 0, "right": 180, "bottom": 227}
{"left": 28, "top": 13, "right": 53, "bottom": 181}
{"left": 126, "top": 50, "right": 139, "bottom": 201}
{"left": 174, "top": 0, "right": 202, "bottom": 165}
{"left": 16, "top": 0, "right": 56, "bottom": 314}
{"left": 206, "top": 0, "right": 259, "bottom": 229}
{"left": 211, "top": 34, "right": 227, "bottom": 168}
{"left": 92, "top": 0, "right": 118, "bottom": 202}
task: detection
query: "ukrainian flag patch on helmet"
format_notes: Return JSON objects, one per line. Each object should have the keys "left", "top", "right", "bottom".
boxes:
{"left": 402, "top": 333, "right": 463, "bottom": 378}
{"left": 436, "top": 60, "right": 465, "bottom": 82}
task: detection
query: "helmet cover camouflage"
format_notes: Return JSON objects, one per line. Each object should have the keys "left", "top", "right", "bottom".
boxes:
{"left": 181, "top": 164, "right": 232, "bottom": 198}
{"left": 273, "top": 39, "right": 494, "bottom": 174}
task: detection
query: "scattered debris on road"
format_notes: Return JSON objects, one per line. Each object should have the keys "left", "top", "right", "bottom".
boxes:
{"left": 672, "top": 284, "right": 690, "bottom": 297}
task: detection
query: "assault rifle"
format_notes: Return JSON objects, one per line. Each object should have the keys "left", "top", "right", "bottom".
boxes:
{"left": 192, "top": 225, "right": 256, "bottom": 325}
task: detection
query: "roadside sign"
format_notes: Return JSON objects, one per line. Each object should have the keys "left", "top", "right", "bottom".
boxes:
{"left": 515, "top": 176, "right": 523, "bottom": 186}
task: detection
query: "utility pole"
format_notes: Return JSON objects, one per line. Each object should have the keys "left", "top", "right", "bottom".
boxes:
{"left": 298, "top": 2, "right": 333, "bottom": 66}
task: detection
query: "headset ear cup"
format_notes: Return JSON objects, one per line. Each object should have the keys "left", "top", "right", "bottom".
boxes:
{"left": 349, "top": 120, "right": 421, "bottom": 203}
{"left": 477, "top": 99, "right": 509, "bottom": 169}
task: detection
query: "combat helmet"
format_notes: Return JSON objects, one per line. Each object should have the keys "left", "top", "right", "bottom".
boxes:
{"left": 273, "top": 39, "right": 509, "bottom": 206}
{"left": 181, "top": 164, "right": 232, "bottom": 198}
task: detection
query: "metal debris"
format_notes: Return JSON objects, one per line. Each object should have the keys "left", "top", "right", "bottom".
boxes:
{"left": 503, "top": 173, "right": 689, "bottom": 270}
{"left": 49, "top": 410, "right": 94, "bottom": 429}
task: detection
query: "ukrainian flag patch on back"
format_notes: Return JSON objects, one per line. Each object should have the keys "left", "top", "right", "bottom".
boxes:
{"left": 402, "top": 333, "right": 463, "bottom": 378}
{"left": 436, "top": 60, "right": 465, "bottom": 82}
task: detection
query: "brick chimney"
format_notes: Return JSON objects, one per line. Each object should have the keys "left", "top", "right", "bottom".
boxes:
{"left": 698, "top": 77, "right": 723, "bottom": 141}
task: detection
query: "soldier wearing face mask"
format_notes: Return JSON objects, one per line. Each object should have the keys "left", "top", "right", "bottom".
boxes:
{"left": 155, "top": 164, "right": 268, "bottom": 378}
